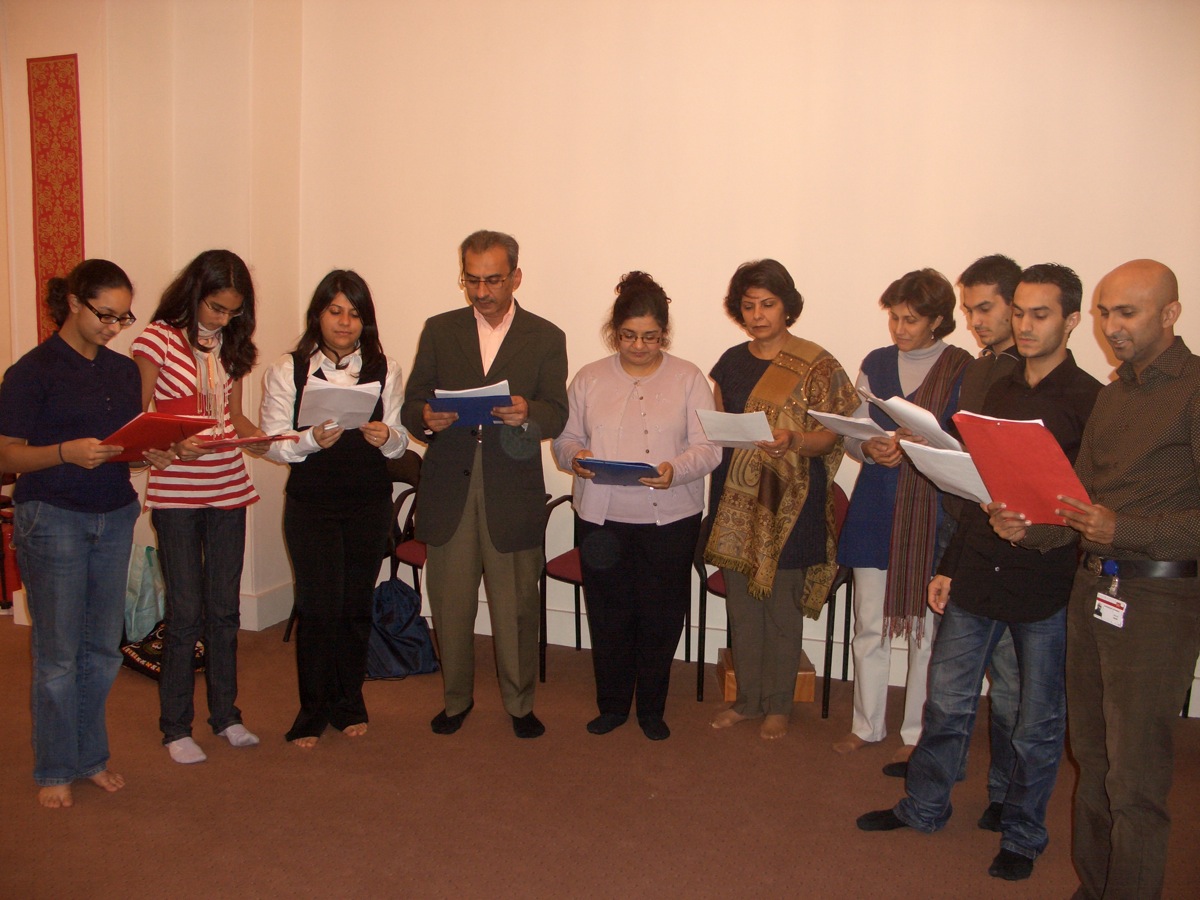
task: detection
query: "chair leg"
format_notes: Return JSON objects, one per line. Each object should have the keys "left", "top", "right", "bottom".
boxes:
{"left": 684, "top": 598, "right": 692, "bottom": 663}
{"left": 822, "top": 591, "right": 836, "bottom": 719}
{"left": 538, "top": 571, "right": 548, "bottom": 683}
{"left": 696, "top": 586, "right": 707, "bottom": 702}
{"left": 574, "top": 585, "right": 581, "bottom": 650}
{"left": 841, "top": 582, "right": 853, "bottom": 681}
{"left": 412, "top": 565, "right": 422, "bottom": 597}
{"left": 283, "top": 603, "right": 298, "bottom": 643}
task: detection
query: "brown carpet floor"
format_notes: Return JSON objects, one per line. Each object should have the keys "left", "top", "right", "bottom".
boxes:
{"left": 2, "top": 616, "right": 1199, "bottom": 899}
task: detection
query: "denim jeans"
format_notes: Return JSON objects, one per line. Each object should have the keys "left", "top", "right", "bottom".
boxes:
{"left": 151, "top": 506, "right": 247, "bottom": 742}
{"left": 895, "top": 602, "right": 1067, "bottom": 859}
{"left": 15, "top": 499, "right": 139, "bottom": 786}
{"left": 985, "top": 629, "right": 1019, "bottom": 804}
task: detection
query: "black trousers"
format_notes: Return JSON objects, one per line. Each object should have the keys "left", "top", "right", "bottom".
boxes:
{"left": 283, "top": 493, "right": 391, "bottom": 740}
{"left": 577, "top": 513, "right": 700, "bottom": 721}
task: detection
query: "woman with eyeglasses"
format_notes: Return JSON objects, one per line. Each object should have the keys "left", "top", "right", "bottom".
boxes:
{"left": 260, "top": 270, "right": 409, "bottom": 748}
{"left": 553, "top": 271, "right": 720, "bottom": 740}
{"left": 131, "top": 249, "right": 265, "bottom": 765}
{"left": 704, "top": 259, "right": 858, "bottom": 740}
{"left": 0, "top": 259, "right": 174, "bottom": 808}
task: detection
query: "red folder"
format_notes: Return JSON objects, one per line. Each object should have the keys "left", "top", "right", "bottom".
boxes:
{"left": 952, "top": 411, "right": 1091, "bottom": 525}
{"left": 102, "top": 413, "right": 216, "bottom": 462}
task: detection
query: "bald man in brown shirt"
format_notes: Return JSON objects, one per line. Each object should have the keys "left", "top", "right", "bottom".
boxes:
{"left": 991, "top": 259, "right": 1200, "bottom": 899}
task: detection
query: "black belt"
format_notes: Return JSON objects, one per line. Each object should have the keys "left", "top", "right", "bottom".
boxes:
{"left": 1084, "top": 555, "right": 1198, "bottom": 579}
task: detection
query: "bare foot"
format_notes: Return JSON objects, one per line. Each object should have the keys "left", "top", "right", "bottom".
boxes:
{"left": 890, "top": 743, "right": 915, "bottom": 764}
{"left": 760, "top": 714, "right": 788, "bottom": 740}
{"left": 710, "top": 708, "right": 753, "bottom": 729}
{"left": 833, "top": 732, "right": 874, "bottom": 755}
{"left": 38, "top": 785, "right": 73, "bottom": 808}
{"left": 343, "top": 723, "right": 368, "bottom": 738}
{"left": 291, "top": 736, "right": 319, "bottom": 749}
{"left": 88, "top": 770, "right": 125, "bottom": 792}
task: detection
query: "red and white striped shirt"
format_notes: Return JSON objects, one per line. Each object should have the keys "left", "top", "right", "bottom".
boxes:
{"left": 131, "top": 322, "right": 259, "bottom": 510}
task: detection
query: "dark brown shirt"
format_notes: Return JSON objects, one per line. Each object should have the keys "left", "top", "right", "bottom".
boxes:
{"left": 1026, "top": 337, "right": 1200, "bottom": 560}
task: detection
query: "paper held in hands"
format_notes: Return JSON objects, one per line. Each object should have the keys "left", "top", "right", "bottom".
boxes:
{"left": 952, "top": 411, "right": 1091, "bottom": 525}
{"left": 102, "top": 413, "right": 217, "bottom": 462}
{"left": 858, "top": 387, "right": 962, "bottom": 451}
{"left": 429, "top": 381, "right": 513, "bottom": 427}
{"left": 808, "top": 410, "right": 890, "bottom": 442}
{"left": 696, "top": 409, "right": 773, "bottom": 449}
{"left": 297, "top": 379, "right": 382, "bottom": 430}
{"left": 899, "top": 441, "right": 991, "bottom": 506}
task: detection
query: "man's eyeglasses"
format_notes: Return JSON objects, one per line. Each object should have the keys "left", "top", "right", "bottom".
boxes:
{"left": 460, "top": 273, "right": 512, "bottom": 290}
{"left": 83, "top": 299, "right": 137, "bottom": 328}
{"left": 617, "top": 330, "right": 662, "bottom": 345}
{"left": 202, "top": 297, "right": 245, "bottom": 318}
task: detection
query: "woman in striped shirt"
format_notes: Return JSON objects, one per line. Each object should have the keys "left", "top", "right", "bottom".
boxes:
{"left": 131, "top": 249, "right": 266, "bottom": 765}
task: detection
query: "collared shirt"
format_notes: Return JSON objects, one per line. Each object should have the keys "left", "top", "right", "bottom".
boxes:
{"left": 957, "top": 344, "right": 1023, "bottom": 419}
{"left": 1025, "top": 337, "right": 1200, "bottom": 561}
{"left": 260, "top": 349, "right": 409, "bottom": 464}
{"left": 939, "top": 352, "right": 1102, "bottom": 622}
{"left": 475, "top": 300, "right": 516, "bottom": 374}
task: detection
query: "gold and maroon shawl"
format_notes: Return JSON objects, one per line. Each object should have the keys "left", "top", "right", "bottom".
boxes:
{"left": 705, "top": 336, "right": 859, "bottom": 617}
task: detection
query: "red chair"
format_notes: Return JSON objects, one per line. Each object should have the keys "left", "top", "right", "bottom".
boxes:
{"left": 694, "top": 482, "right": 853, "bottom": 719}
{"left": 540, "top": 495, "right": 582, "bottom": 683}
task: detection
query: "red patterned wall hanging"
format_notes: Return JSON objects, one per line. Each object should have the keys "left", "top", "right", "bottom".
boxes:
{"left": 27, "top": 53, "right": 84, "bottom": 343}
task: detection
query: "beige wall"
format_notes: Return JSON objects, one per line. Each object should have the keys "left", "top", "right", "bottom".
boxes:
{"left": 2, "top": 1, "right": 1200, "bottom": 668}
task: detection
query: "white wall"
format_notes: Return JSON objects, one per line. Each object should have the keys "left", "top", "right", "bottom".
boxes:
{"left": 3, "top": 0, "right": 1200, "bottom": 701}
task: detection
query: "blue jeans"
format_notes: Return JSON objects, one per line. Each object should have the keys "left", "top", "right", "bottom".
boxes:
{"left": 986, "top": 629, "right": 1019, "bottom": 804}
{"left": 15, "top": 499, "right": 139, "bottom": 785}
{"left": 895, "top": 602, "right": 1067, "bottom": 859}
{"left": 151, "top": 507, "right": 247, "bottom": 742}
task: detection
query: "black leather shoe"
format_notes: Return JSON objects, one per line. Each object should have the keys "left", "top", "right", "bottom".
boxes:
{"left": 430, "top": 701, "right": 473, "bottom": 735}
{"left": 638, "top": 717, "right": 670, "bottom": 741}
{"left": 882, "top": 761, "right": 908, "bottom": 778}
{"left": 988, "top": 849, "right": 1034, "bottom": 881}
{"left": 856, "top": 809, "right": 909, "bottom": 832}
{"left": 978, "top": 801, "right": 1003, "bottom": 832}
{"left": 587, "top": 714, "right": 628, "bottom": 735}
{"left": 511, "top": 712, "right": 545, "bottom": 739}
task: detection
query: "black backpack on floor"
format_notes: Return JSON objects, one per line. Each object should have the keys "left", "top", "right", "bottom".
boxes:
{"left": 366, "top": 577, "right": 439, "bottom": 679}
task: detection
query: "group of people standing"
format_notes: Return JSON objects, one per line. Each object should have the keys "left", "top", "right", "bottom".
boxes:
{"left": 2, "top": 231, "right": 1196, "bottom": 899}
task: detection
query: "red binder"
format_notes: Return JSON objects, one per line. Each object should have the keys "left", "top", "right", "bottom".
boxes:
{"left": 952, "top": 411, "right": 1091, "bottom": 525}
{"left": 102, "top": 413, "right": 216, "bottom": 462}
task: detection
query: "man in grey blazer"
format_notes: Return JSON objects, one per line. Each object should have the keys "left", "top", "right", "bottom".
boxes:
{"left": 401, "top": 230, "right": 568, "bottom": 738}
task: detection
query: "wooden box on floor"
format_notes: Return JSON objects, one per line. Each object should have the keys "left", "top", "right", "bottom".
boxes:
{"left": 715, "top": 647, "right": 815, "bottom": 704}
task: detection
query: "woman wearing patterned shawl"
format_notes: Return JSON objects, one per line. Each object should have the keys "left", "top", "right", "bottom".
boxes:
{"left": 705, "top": 260, "right": 858, "bottom": 740}
{"left": 833, "top": 269, "right": 969, "bottom": 765}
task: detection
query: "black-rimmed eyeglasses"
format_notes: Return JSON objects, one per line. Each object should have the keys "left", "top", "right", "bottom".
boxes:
{"left": 83, "top": 299, "right": 136, "bottom": 328}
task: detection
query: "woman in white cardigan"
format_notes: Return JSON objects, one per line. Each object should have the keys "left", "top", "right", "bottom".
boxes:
{"left": 553, "top": 272, "right": 720, "bottom": 741}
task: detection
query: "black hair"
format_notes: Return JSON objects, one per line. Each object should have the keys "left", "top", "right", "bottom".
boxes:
{"left": 294, "top": 270, "right": 384, "bottom": 371}
{"left": 1018, "top": 263, "right": 1083, "bottom": 316}
{"left": 723, "top": 259, "right": 803, "bottom": 326}
{"left": 958, "top": 254, "right": 1022, "bottom": 304}
{"left": 603, "top": 271, "right": 671, "bottom": 351}
{"left": 151, "top": 249, "right": 258, "bottom": 379}
{"left": 45, "top": 258, "right": 133, "bottom": 327}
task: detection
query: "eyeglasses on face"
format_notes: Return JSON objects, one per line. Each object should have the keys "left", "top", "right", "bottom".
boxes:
{"left": 82, "top": 298, "right": 137, "bottom": 328}
{"left": 617, "top": 330, "right": 663, "bottom": 345}
{"left": 202, "top": 297, "right": 245, "bottom": 318}
{"left": 459, "top": 273, "right": 512, "bottom": 290}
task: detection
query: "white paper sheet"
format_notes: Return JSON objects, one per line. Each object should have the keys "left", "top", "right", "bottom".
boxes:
{"left": 899, "top": 440, "right": 992, "bottom": 505}
{"left": 297, "top": 379, "right": 381, "bottom": 429}
{"left": 859, "top": 387, "right": 962, "bottom": 451}
{"left": 696, "top": 409, "right": 773, "bottom": 449}
{"left": 808, "top": 410, "right": 891, "bottom": 442}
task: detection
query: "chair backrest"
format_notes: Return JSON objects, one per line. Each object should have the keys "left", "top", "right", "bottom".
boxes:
{"left": 387, "top": 450, "right": 423, "bottom": 557}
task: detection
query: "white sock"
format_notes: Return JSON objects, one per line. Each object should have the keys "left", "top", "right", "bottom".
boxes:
{"left": 218, "top": 724, "right": 260, "bottom": 748}
{"left": 167, "top": 736, "right": 207, "bottom": 764}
